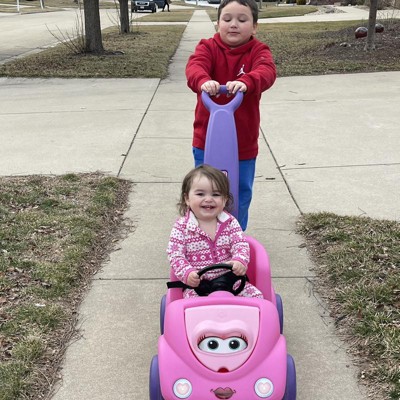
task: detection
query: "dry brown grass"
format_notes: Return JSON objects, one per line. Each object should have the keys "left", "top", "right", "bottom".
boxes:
{"left": 0, "top": 173, "right": 132, "bottom": 400}
{"left": 298, "top": 213, "right": 400, "bottom": 400}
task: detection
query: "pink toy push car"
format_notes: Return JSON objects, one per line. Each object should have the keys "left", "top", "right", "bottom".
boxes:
{"left": 149, "top": 88, "right": 296, "bottom": 399}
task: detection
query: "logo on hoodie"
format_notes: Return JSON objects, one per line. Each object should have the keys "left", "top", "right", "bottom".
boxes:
{"left": 237, "top": 64, "right": 246, "bottom": 76}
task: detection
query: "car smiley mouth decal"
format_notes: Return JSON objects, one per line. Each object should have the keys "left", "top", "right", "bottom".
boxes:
{"left": 211, "top": 387, "right": 236, "bottom": 399}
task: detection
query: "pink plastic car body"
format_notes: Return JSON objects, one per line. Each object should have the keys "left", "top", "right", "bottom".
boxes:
{"left": 159, "top": 293, "right": 286, "bottom": 400}
{"left": 150, "top": 236, "right": 296, "bottom": 400}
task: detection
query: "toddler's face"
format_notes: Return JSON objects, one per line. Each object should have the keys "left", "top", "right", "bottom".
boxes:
{"left": 217, "top": 1, "right": 257, "bottom": 48}
{"left": 184, "top": 175, "right": 227, "bottom": 223}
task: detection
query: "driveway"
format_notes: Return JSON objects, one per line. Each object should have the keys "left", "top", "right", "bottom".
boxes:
{"left": 0, "top": 8, "right": 128, "bottom": 64}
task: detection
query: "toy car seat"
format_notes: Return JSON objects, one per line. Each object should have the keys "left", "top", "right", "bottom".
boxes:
{"left": 166, "top": 235, "right": 276, "bottom": 305}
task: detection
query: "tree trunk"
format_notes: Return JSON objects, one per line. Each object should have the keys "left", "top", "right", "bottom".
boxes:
{"left": 119, "top": 0, "right": 130, "bottom": 34}
{"left": 365, "top": 0, "right": 378, "bottom": 51}
{"left": 84, "top": 0, "right": 104, "bottom": 53}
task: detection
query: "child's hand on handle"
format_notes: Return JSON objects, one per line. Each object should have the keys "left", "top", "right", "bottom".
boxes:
{"left": 226, "top": 81, "right": 247, "bottom": 95}
{"left": 226, "top": 260, "right": 247, "bottom": 276}
{"left": 187, "top": 271, "right": 201, "bottom": 287}
{"left": 201, "top": 80, "right": 220, "bottom": 96}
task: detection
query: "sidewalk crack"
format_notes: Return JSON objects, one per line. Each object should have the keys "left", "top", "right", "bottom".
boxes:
{"left": 259, "top": 127, "right": 303, "bottom": 215}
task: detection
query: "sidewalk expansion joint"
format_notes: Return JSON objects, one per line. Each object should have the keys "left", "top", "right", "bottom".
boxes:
{"left": 0, "top": 109, "right": 132, "bottom": 116}
{"left": 282, "top": 162, "right": 400, "bottom": 171}
{"left": 117, "top": 79, "right": 162, "bottom": 177}
{"left": 259, "top": 126, "right": 303, "bottom": 215}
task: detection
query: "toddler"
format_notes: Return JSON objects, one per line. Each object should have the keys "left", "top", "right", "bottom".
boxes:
{"left": 167, "top": 165, "right": 263, "bottom": 299}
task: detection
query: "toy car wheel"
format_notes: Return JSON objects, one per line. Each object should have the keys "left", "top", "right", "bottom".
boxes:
{"left": 276, "top": 293, "right": 284, "bottom": 334}
{"left": 282, "top": 354, "right": 296, "bottom": 400}
{"left": 149, "top": 355, "right": 164, "bottom": 400}
{"left": 160, "top": 294, "right": 166, "bottom": 334}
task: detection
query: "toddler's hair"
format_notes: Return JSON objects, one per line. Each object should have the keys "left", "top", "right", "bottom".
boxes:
{"left": 178, "top": 164, "right": 233, "bottom": 216}
{"left": 217, "top": 0, "right": 259, "bottom": 23}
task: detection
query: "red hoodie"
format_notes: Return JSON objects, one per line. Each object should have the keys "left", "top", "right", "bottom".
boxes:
{"left": 186, "top": 32, "right": 276, "bottom": 160}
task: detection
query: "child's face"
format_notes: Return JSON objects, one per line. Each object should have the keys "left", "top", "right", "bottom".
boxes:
{"left": 185, "top": 175, "right": 227, "bottom": 223}
{"left": 217, "top": 1, "right": 257, "bottom": 48}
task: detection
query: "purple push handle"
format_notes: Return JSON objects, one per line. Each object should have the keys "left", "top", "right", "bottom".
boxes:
{"left": 201, "top": 86, "right": 244, "bottom": 114}
{"left": 202, "top": 86, "right": 244, "bottom": 219}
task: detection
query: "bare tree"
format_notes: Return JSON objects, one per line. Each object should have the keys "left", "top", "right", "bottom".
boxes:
{"left": 83, "top": 0, "right": 104, "bottom": 53}
{"left": 365, "top": 0, "right": 378, "bottom": 50}
{"left": 119, "top": 0, "right": 130, "bottom": 33}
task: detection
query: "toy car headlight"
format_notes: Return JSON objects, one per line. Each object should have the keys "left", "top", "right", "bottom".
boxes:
{"left": 254, "top": 378, "right": 274, "bottom": 398}
{"left": 173, "top": 379, "right": 192, "bottom": 399}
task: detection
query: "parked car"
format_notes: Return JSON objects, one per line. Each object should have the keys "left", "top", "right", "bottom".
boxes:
{"left": 131, "top": 0, "right": 164, "bottom": 13}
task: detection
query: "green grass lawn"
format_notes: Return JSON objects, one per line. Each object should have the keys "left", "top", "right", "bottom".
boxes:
{"left": 0, "top": 25, "right": 186, "bottom": 78}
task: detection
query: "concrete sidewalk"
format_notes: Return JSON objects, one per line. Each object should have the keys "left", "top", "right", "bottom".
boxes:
{"left": 0, "top": 8, "right": 120, "bottom": 64}
{"left": 0, "top": 7, "right": 399, "bottom": 400}
{"left": 259, "top": 5, "right": 400, "bottom": 23}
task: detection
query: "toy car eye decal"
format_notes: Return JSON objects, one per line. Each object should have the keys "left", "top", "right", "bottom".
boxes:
{"left": 198, "top": 336, "right": 247, "bottom": 353}
{"left": 201, "top": 338, "right": 220, "bottom": 351}
{"left": 173, "top": 379, "right": 192, "bottom": 399}
{"left": 228, "top": 338, "right": 245, "bottom": 350}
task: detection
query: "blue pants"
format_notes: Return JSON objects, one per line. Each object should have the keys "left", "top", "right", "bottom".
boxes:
{"left": 192, "top": 147, "right": 256, "bottom": 231}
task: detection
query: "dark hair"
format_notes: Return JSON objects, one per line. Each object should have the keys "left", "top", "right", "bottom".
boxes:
{"left": 178, "top": 165, "right": 234, "bottom": 216}
{"left": 217, "top": 0, "right": 259, "bottom": 23}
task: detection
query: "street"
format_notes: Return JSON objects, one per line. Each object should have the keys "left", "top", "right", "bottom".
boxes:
{"left": 0, "top": 8, "right": 123, "bottom": 64}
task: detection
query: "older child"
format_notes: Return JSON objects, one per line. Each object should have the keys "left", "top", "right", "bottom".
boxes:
{"left": 167, "top": 165, "right": 263, "bottom": 299}
{"left": 186, "top": 0, "right": 276, "bottom": 230}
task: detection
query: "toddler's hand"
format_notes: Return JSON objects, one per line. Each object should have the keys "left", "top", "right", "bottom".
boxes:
{"left": 201, "top": 80, "right": 220, "bottom": 97}
{"left": 227, "top": 261, "right": 247, "bottom": 276}
{"left": 187, "top": 271, "right": 201, "bottom": 287}
{"left": 226, "top": 81, "right": 247, "bottom": 95}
